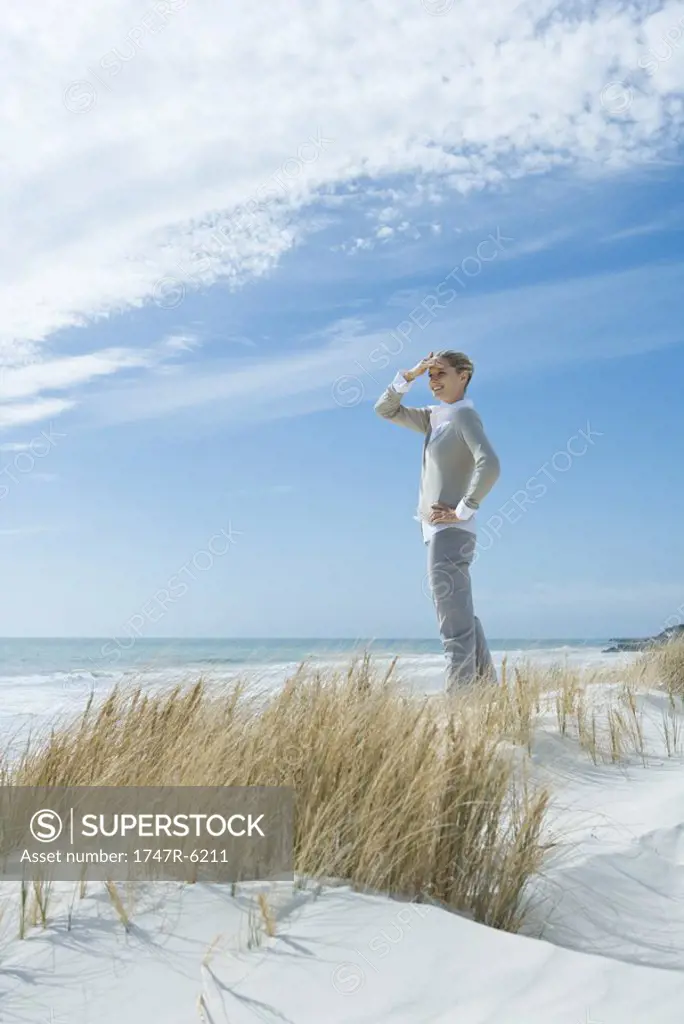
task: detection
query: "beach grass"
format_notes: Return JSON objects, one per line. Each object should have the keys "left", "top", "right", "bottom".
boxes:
{"left": 644, "top": 637, "right": 684, "bottom": 697}
{"left": 6, "top": 644, "right": 681, "bottom": 941}
{"left": 2, "top": 655, "right": 551, "bottom": 934}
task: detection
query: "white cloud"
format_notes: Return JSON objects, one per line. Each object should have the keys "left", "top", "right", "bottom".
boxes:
{"left": 0, "top": 334, "right": 199, "bottom": 431}
{"left": 1, "top": 0, "right": 683, "bottom": 358}
{"left": 0, "top": 348, "right": 155, "bottom": 402}
{"left": 85, "top": 260, "right": 684, "bottom": 429}
{"left": 601, "top": 210, "right": 684, "bottom": 241}
{"left": 500, "top": 228, "right": 579, "bottom": 258}
{"left": 0, "top": 399, "right": 75, "bottom": 430}
{"left": 162, "top": 333, "right": 201, "bottom": 353}
{"left": 0, "top": 341, "right": 42, "bottom": 370}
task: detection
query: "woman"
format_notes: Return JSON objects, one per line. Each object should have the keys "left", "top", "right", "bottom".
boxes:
{"left": 374, "top": 350, "right": 500, "bottom": 692}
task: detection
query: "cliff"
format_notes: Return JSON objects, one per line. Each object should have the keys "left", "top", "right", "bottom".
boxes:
{"left": 603, "top": 624, "right": 684, "bottom": 653}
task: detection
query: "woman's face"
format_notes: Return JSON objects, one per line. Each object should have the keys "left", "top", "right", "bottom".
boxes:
{"left": 427, "top": 359, "right": 468, "bottom": 403}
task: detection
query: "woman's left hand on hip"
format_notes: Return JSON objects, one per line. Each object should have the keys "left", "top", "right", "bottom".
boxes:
{"left": 429, "top": 502, "right": 461, "bottom": 523}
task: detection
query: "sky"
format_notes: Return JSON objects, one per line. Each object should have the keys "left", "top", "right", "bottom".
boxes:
{"left": 1, "top": 0, "right": 683, "bottom": 639}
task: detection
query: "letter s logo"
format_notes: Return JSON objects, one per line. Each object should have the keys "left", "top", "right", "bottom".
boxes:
{"left": 30, "top": 809, "right": 64, "bottom": 843}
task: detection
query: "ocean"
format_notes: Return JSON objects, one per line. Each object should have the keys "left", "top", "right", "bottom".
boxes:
{"left": 0, "top": 636, "right": 630, "bottom": 741}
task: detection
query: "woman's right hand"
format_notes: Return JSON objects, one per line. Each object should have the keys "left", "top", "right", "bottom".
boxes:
{"left": 402, "top": 353, "right": 435, "bottom": 383}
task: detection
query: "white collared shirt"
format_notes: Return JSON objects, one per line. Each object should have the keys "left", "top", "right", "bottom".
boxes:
{"left": 390, "top": 371, "right": 477, "bottom": 543}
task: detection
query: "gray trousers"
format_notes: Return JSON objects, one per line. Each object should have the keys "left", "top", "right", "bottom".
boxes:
{"left": 426, "top": 527, "right": 497, "bottom": 693}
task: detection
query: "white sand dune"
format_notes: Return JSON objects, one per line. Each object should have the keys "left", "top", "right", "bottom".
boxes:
{"left": 2, "top": 677, "right": 684, "bottom": 1023}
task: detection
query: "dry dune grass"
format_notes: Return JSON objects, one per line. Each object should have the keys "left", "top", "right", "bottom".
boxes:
{"left": 450, "top": 655, "right": 669, "bottom": 766}
{"left": 2, "top": 655, "right": 550, "bottom": 934}
{"left": 642, "top": 638, "right": 684, "bottom": 696}
{"left": 6, "top": 643, "right": 682, "bottom": 940}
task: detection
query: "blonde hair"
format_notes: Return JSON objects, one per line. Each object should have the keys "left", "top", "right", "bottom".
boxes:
{"left": 434, "top": 350, "right": 474, "bottom": 389}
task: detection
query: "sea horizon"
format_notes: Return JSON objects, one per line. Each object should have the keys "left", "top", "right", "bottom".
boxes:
{"left": 0, "top": 634, "right": 636, "bottom": 747}
{"left": 0, "top": 635, "right": 624, "bottom": 691}
{"left": 0, "top": 634, "right": 615, "bottom": 643}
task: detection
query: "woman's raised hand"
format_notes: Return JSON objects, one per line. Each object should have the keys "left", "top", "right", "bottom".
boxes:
{"left": 402, "top": 353, "right": 435, "bottom": 383}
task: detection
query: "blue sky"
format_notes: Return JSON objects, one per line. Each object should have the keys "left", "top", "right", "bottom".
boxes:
{"left": 1, "top": 0, "right": 683, "bottom": 638}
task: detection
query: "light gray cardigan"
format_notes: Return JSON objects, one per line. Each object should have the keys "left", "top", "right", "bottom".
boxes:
{"left": 374, "top": 381, "right": 500, "bottom": 522}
